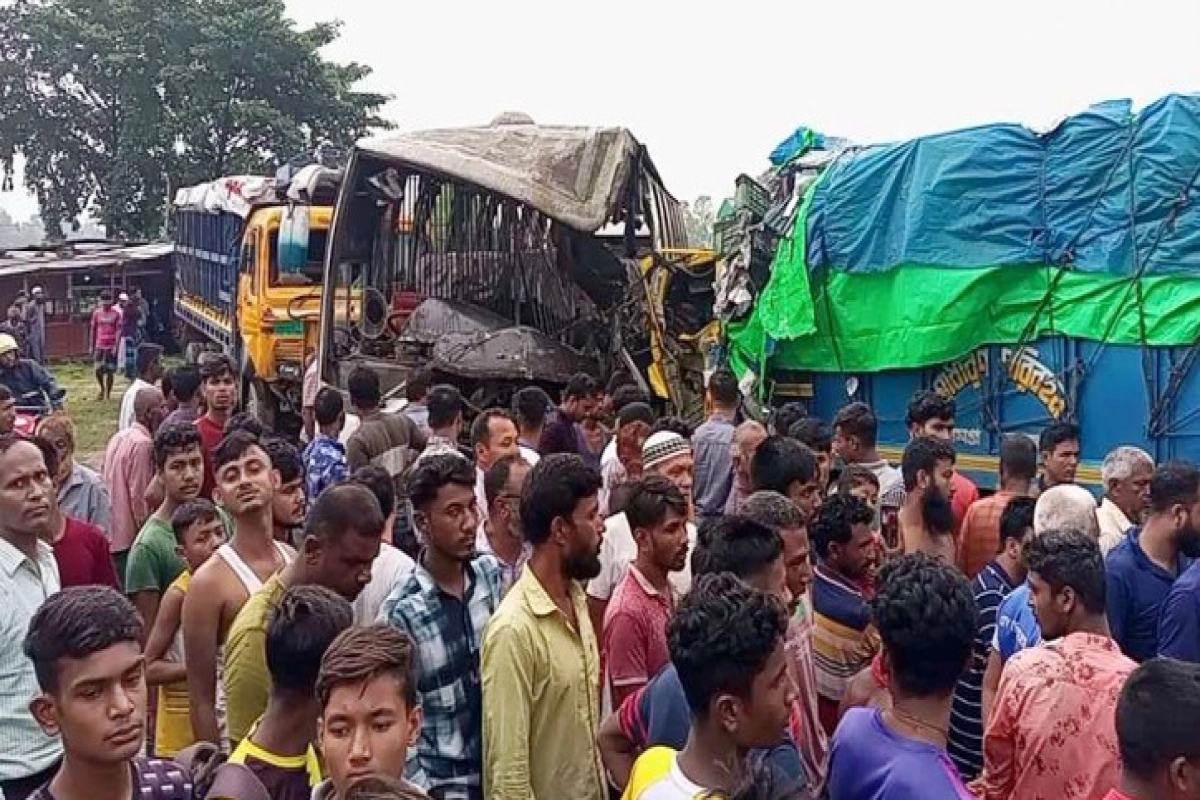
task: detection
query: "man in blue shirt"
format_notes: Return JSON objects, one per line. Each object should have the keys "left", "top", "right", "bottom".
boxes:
{"left": 1107, "top": 461, "right": 1200, "bottom": 661}
{"left": 690, "top": 369, "right": 739, "bottom": 521}
{"left": 302, "top": 387, "right": 348, "bottom": 500}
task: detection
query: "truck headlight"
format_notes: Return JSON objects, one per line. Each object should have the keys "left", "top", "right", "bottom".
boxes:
{"left": 277, "top": 361, "right": 302, "bottom": 380}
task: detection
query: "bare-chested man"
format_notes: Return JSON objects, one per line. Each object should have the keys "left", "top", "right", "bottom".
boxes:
{"left": 182, "top": 429, "right": 294, "bottom": 744}
{"left": 897, "top": 435, "right": 958, "bottom": 563}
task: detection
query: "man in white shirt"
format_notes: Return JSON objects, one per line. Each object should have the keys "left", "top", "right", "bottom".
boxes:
{"left": 117, "top": 343, "right": 164, "bottom": 431}
{"left": 0, "top": 436, "right": 63, "bottom": 800}
{"left": 1098, "top": 445, "right": 1154, "bottom": 555}
{"left": 348, "top": 467, "right": 415, "bottom": 623}
{"left": 470, "top": 409, "right": 521, "bottom": 526}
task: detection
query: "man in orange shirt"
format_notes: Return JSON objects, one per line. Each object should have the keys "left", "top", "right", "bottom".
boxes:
{"left": 958, "top": 436, "right": 1037, "bottom": 578}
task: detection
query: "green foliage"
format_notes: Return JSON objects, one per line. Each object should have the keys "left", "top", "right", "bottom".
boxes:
{"left": 0, "top": 0, "right": 390, "bottom": 241}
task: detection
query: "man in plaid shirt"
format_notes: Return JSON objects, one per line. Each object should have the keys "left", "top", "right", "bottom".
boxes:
{"left": 381, "top": 454, "right": 505, "bottom": 800}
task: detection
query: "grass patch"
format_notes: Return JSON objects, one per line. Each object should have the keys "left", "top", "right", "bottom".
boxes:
{"left": 53, "top": 360, "right": 125, "bottom": 468}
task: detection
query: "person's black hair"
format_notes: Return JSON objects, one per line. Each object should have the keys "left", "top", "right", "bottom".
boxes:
{"left": 610, "top": 384, "right": 650, "bottom": 415}
{"left": 999, "top": 495, "right": 1036, "bottom": 548}
{"left": 788, "top": 417, "right": 832, "bottom": 455}
{"left": 427, "top": 384, "right": 463, "bottom": 430}
{"left": 347, "top": 366, "right": 382, "bottom": 411}
{"left": 708, "top": 369, "right": 740, "bottom": 409}
{"left": 314, "top": 387, "right": 345, "bottom": 428}
{"left": 563, "top": 373, "right": 597, "bottom": 401}
{"left": 833, "top": 402, "right": 878, "bottom": 448}
{"left": 223, "top": 411, "right": 265, "bottom": 438}
{"left": 405, "top": 367, "right": 432, "bottom": 403}
{"left": 1116, "top": 657, "right": 1200, "bottom": 783}
{"left": 692, "top": 515, "right": 784, "bottom": 580}
{"left": 136, "top": 342, "right": 163, "bottom": 378}
{"left": 740, "top": 491, "right": 806, "bottom": 531}
{"left": 999, "top": 434, "right": 1038, "bottom": 482}
{"left": 304, "top": 482, "right": 385, "bottom": 543}
{"left": 172, "top": 498, "right": 220, "bottom": 543}
{"left": 25, "top": 434, "right": 58, "bottom": 481}
{"left": 512, "top": 386, "right": 552, "bottom": 431}
{"left": 750, "top": 436, "right": 817, "bottom": 495}
{"left": 0, "top": 384, "right": 11, "bottom": 403}
{"left": 407, "top": 453, "right": 476, "bottom": 513}
{"left": 607, "top": 481, "right": 638, "bottom": 517}
{"left": 266, "top": 585, "right": 354, "bottom": 693}
{"left": 317, "top": 624, "right": 418, "bottom": 710}
{"left": 905, "top": 389, "right": 956, "bottom": 428}
{"left": 835, "top": 464, "right": 880, "bottom": 495}
{"left": 669, "top": 572, "right": 788, "bottom": 717}
{"left": 1039, "top": 421, "right": 1081, "bottom": 455}
{"left": 1023, "top": 528, "right": 1106, "bottom": 613}
{"left": 771, "top": 402, "right": 807, "bottom": 438}
{"left": 617, "top": 402, "right": 655, "bottom": 429}
{"left": 347, "top": 465, "right": 397, "bottom": 518}
{"left": 471, "top": 408, "right": 515, "bottom": 451}
{"left": 170, "top": 364, "right": 201, "bottom": 404}
{"left": 901, "top": 435, "right": 956, "bottom": 492}
{"left": 651, "top": 416, "right": 694, "bottom": 440}
{"left": 519, "top": 453, "right": 602, "bottom": 546}
{"left": 605, "top": 370, "right": 635, "bottom": 397}
{"left": 262, "top": 436, "right": 304, "bottom": 485}
{"left": 872, "top": 552, "right": 976, "bottom": 696}
{"left": 213, "top": 429, "right": 265, "bottom": 472}
{"left": 625, "top": 474, "right": 688, "bottom": 531}
{"left": 160, "top": 370, "right": 174, "bottom": 401}
{"left": 24, "top": 586, "right": 143, "bottom": 692}
{"left": 198, "top": 352, "right": 236, "bottom": 380}
{"left": 1149, "top": 460, "right": 1200, "bottom": 514}
{"left": 810, "top": 493, "right": 875, "bottom": 559}
{"left": 484, "top": 454, "right": 529, "bottom": 509}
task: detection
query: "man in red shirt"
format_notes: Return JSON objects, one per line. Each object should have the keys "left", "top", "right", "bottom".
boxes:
{"left": 195, "top": 353, "right": 238, "bottom": 499}
{"left": 1107, "top": 657, "right": 1200, "bottom": 800}
{"left": 89, "top": 289, "right": 123, "bottom": 400}
{"left": 603, "top": 474, "right": 689, "bottom": 709}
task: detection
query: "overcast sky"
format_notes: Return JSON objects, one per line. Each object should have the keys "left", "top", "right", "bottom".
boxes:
{"left": 4, "top": 0, "right": 1200, "bottom": 222}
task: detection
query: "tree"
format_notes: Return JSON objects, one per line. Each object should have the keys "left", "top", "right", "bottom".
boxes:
{"left": 0, "top": 0, "right": 390, "bottom": 241}
{"left": 684, "top": 195, "right": 715, "bottom": 248}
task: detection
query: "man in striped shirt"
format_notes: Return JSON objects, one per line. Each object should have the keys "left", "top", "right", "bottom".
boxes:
{"left": 811, "top": 493, "right": 880, "bottom": 735}
{"left": 947, "top": 496, "right": 1035, "bottom": 780}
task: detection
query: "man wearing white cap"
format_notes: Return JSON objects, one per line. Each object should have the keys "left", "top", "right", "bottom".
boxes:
{"left": 25, "top": 287, "right": 46, "bottom": 365}
{"left": 587, "top": 429, "right": 697, "bottom": 636}
{"left": 0, "top": 334, "right": 61, "bottom": 413}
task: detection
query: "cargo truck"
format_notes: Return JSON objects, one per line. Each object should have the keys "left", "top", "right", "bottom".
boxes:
{"left": 173, "top": 165, "right": 340, "bottom": 436}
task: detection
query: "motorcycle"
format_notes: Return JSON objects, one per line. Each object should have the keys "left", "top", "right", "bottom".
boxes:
{"left": 14, "top": 388, "right": 66, "bottom": 435}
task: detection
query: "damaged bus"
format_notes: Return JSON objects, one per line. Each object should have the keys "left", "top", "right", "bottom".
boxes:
{"left": 317, "top": 115, "right": 717, "bottom": 420}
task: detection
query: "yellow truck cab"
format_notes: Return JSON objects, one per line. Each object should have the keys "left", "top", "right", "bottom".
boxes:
{"left": 173, "top": 166, "right": 339, "bottom": 435}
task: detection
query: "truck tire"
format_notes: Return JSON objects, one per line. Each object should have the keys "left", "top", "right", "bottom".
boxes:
{"left": 246, "top": 378, "right": 277, "bottom": 430}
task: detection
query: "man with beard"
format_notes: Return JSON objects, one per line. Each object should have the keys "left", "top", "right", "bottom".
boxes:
{"left": 897, "top": 436, "right": 958, "bottom": 563}
{"left": 224, "top": 482, "right": 382, "bottom": 745}
{"left": 1098, "top": 446, "right": 1156, "bottom": 555}
{"left": 262, "top": 437, "right": 307, "bottom": 545}
{"left": 124, "top": 425, "right": 204, "bottom": 635}
{"left": 482, "top": 454, "right": 606, "bottom": 800}
{"left": 603, "top": 475, "right": 690, "bottom": 709}
{"left": 480, "top": 455, "right": 533, "bottom": 593}
{"left": 183, "top": 431, "right": 295, "bottom": 745}
{"left": 383, "top": 455, "right": 504, "bottom": 800}
{"left": 1105, "top": 460, "right": 1200, "bottom": 662}
{"left": 898, "top": 391, "right": 979, "bottom": 527}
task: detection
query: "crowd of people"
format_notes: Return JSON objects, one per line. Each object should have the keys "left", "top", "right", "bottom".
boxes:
{"left": 0, "top": 356, "right": 1198, "bottom": 800}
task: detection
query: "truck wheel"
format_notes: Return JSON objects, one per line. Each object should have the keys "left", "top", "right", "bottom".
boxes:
{"left": 246, "top": 378, "right": 276, "bottom": 430}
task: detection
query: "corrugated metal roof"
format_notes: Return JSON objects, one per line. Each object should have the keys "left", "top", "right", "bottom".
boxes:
{"left": 0, "top": 242, "right": 173, "bottom": 278}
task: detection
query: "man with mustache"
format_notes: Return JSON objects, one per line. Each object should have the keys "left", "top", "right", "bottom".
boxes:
{"left": 184, "top": 431, "right": 295, "bottom": 746}
{"left": 603, "top": 475, "right": 690, "bottom": 709}
{"left": 482, "top": 454, "right": 606, "bottom": 800}
{"left": 125, "top": 424, "right": 205, "bottom": 635}
{"left": 897, "top": 436, "right": 958, "bottom": 564}
{"left": 0, "top": 435, "right": 62, "bottom": 800}
{"left": 381, "top": 455, "right": 505, "bottom": 800}
{"left": 1106, "top": 460, "right": 1200, "bottom": 662}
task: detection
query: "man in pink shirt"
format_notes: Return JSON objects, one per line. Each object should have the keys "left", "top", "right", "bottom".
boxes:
{"left": 102, "top": 387, "right": 167, "bottom": 585}
{"left": 603, "top": 474, "right": 689, "bottom": 709}
{"left": 975, "top": 528, "right": 1135, "bottom": 800}
{"left": 89, "top": 289, "right": 123, "bottom": 400}
{"left": 1106, "top": 657, "right": 1200, "bottom": 800}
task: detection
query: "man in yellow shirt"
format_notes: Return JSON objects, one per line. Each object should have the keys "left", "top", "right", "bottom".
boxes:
{"left": 226, "top": 585, "right": 353, "bottom": 800}
{"left": 224, "top": 483, "right": 384, "bottom": 742}
{"left": 481, "top": 454, "right": 607, "bottom": 800}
